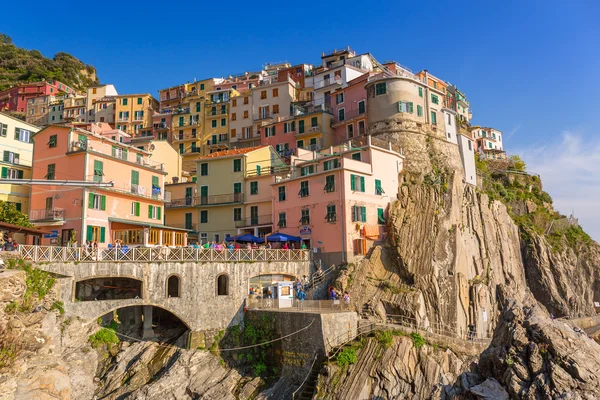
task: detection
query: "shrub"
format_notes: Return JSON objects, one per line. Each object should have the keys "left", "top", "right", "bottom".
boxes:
{"left": 50, "top": 301, "right": 64, "bottom": 315}
{"left": 89, "top": 328, "right": 119, "bottom": 348}
{"left": 337, "top": 346, "right": 358, "bottom": 368}
{"left": 411, "top": 333, "right": 426, "bottom": 348}
{"left": 376, "top": 330, "right": 394, "bottom": 348}
{"left": 0, "top": 326, "right": 21, "bottom": 368}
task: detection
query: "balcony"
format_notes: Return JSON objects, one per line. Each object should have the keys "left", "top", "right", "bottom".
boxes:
{"left": 118, "top": 117, "right": 130, "bottom": 122}
{"left": 173, "top": 133, "right": 198, "bottom": 142}
{"left": 153, "top": 122, "right": 169, "bottom": 130}
{"left": 295, "top": 125, "right": 322, "bottom": 137}
{"left": 132, "top": 115, "right": 145, "bottom": 122}
{"left": 166, "top": 197, "right": 196, "bottom": 208}
{"left": 173, "top": 107, "right": 191, "bottom": 115}
{"left": 235, "top": 215, "right": 273, "bottom": 228}
{"left": 253, "top": 112, "right": 272, "bottom": 121}
{"left": 30, "top": 208, "right": 65, "bottom": 222}
{"left": 197, "top": 193, "right": 244, "bottom": 206}
{"left": 68, "top": 141, "right": 165, "bottom": 172}
{"left": 206, "top": 108, "right": 227, "bottom": 117}
{"left": 207, "top": 138, "right": 229, "bottom": 149}
{"left": 314, "top": 77, "right": 342, "bottom": 90}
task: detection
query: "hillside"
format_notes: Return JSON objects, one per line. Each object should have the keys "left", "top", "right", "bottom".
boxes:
{"left": 0, "top": 33, "right": 99, "bottom": 92}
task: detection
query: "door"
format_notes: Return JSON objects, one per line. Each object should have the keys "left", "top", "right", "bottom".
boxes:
{"left": 185, "top": 213, "right": 193, "bottom": 230}
{"left": 251, "top": 206, "right": 259, "bottom": 226}
{"left": 200, "top": 186, "right": 208, "bottom": 205}
{"left": 185, "top": 187, "right": 193, "bottom": 205}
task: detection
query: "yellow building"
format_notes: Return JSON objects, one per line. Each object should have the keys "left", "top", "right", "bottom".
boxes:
{"left": 164, "top": 179, "right": 198, "bottom": 243}
{"left": 115, "top": 94, "right": 158, "bottom": 137}
{"left": 0, "top": 112, "right": 40, "bottom": 213}
{"left": 129, "top": 136, "right": 183, "bottom": 184}
{"left": 203, "top": 88, "right": 239, "bottom": 156}
{"left": 193, "top": 146, "right": 286, "bottom": 243}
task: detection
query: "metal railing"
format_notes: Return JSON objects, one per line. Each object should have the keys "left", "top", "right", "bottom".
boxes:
{"left": 384, "top": 314, "right": 492, "bottom": 343}
{"left": 234, "top": 215, "right": 273, "bottom": 228}
{"left": 29, "top": 208, "right": 65, "bottom": 222}
{"left": 314, "top": 77, "right": 342, "bottom": 89}
{"left": 246, "top": 298, "right": 350, "bottom": 313}
{"left": 19, "top": 245, "right": 310, "bottom": 263}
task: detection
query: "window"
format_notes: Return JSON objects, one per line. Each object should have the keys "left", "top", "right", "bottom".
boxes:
{"left": 431, "top": 111, "right": 437, "bottom": 125}
{"left": 86, "top": 225, "right": 106, "bottom": 243}
{"left": 200, "top": 210, "right": 208, "bottom": 223}
{"left": 0, "top": 123, "right": 6, "bottom": 137}
{"left": 326, "top": 205, "right": 336, "bottom": 222}
{"left": 122, "top": 98, "right": 128, "bottom": 106}
{"left": 131, "top": 201, "right": 141, "bottom": 216}
{"left": 419, "top": 87, "right": 423, "bottom": 97}
{"left": 398, "top": 101, "right": 413, "bottom": 113}
{"left": 88, "top": 193, "right": 106, "bottom": 210}
{"left": 1, "top": 167, "right": 23, "bottom": 179}
{"left": 232, "top": 99, "right": 237, "bottom": 107}
{"left": 200, "top": 163, "right": 208, "bottom": 176}
{"left": 273, "top": 88, "right": 278, "bottom": 97}
{"left": 217, "top": 274, "right": 229, "bottom": 296}
{"left": 46, "top": 163, "right": 55, "bottom": 180}
{"left": 211, "top": 120, "right": 217, "bottom": 128}
{"left": 233, "top": 208, "right": 242, "bottom": 221}
{"left": 137, "top": 97, "right": 143, "bottom": 105}
{"left": 179, "top": 143, "right": 184, "bottom": 154}
{"left": 350, "top": 174, "right": 365, "bottom": 192}
{"left": 375, "top": 179, "right": 384, "bottom": 195}
{"left": 299, "top": 181, "right": 309, "bottom": 197}
{"left": 297, "top": 140, "right": 304, "bottom": 148}
{"left": 233, "top": 159, "right": 242, "bottom": 172}
{"left": 260, "top": 90, "right": 267, "bottom": 99}
{"left": 221, "top": 105, "right": 226, "bottom": 114}
{"left": 93, "top": 160, "right": 103, "bottom": 182}
{"left": 300, "top": 209, "right": 310, "bottom": 225}
{"left": 14, "top": 128, "right": 30, "bottom": 143}
{"left": 278, "top": 186, "right": 286, "bottom": 201}
{"left": 447, "top": 113, "right": 452, "bottom": 125}
{"left": 351, "top": 152, "right": 361, "bottom": 161}
{"left": 233, "top": 182, "right": 242, "bottom": 194}
{"left": 200, "top": 83, "right": 205, "bottom": 90}
{"left": 417, "top": 105, "right": 423, "bottom": 117}
{"left": 324, "top": 175, "right": 335, "bottom": 192}
{"left": 151, "top": 176, "right": 160, "bottom": 199}
{"left": 48, "top": 135, "right": 57, "bottom": 148}
{"left": 243, "top": 110, "right": 249, "bottom": 119}
{"left": 431, "top": 94, "right": 439, "bottom": 105}
{"left": 338, "top": 108, "right": 345, "bottom": 122}
{"left": 2, "top": 151, "right": 18, "bottom": 165}
{"left": 231, "top": 112, "right": 237, "bottom": 121}
{"left": 433, "top": 81, "right": 438, "bottom": 89}
{"left": 468, "top": 141, "right": 472, "bottom": 151}
{"left": 244, "top": 96, "right": 249, "bottom": 105}
{"left": 273, "top": 104, "right": 279, "bottom": 114}
{"left": 167, "top": 275, "right": 180, "bottom": 298}
{"left": 336, "top": 93, "right": 344, "bottom": 104}
{"left": 358, "top": 100, "right": 365, "bottom": 114}
{"left": 250, "top": 181, "right": 258, "bottom": 195}
{"left": 323, "top": 159, "right": 339, "bottom": 171}
{"left": 278, "top": 212, "right": 286, "bottom": 228}
{"left": 347, "top": 124, "right": 354, "bottom": 138}
{"left": 301, "top": 165, "right": 314, "bottom": 176}
{"left": 148, "top": 205, "right": 162, "bottom": 220}
{"left": 219, "top": 118, "right": 226, "bottom": 127}
{"left": 311, "top": 117, "right": 318, "bottom": 128}
{"left": 378, "top": 208, "right": 386, "bottom": 225}
{"left": 352, "top": 205, "right": 367, "bottom": 222}
{"left": 375, "top": 82, "right": 386, "bottom": 95}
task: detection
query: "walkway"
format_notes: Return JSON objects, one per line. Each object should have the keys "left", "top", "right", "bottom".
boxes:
{"left": 246, "top": 299, "right": 351, "bottom": 314}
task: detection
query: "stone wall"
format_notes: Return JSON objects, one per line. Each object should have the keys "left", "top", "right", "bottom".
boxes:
{"left": 33, "top": 260, "right": 310, "bottom": 332}
{"left": 0, "top": 269, "right": 26, "bottom": 310}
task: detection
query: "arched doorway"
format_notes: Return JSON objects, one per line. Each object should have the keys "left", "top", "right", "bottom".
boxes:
{"left": 75, "top": 277, "right": 142, "bottom": 301}
{"left": 217, "top": 274, "right": 229, "bottom": 296}
{"left": 167, "top": 275, "right": 181, "bottom": 298}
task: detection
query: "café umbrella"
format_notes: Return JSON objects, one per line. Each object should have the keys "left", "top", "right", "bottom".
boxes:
{"left": 225, "top": 234, "right": 264, "bottom": 243}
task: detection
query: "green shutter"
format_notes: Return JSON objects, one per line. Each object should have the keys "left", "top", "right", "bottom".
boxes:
{"left": 152, "top": 176, "right": 159, "bottom": 186}
{"left": 135, "top": 202, "right": 140, "bottom": 216}
{"left": 89, "top": 193, "right": 95, "bottom": 208}
{"left": 375, "top": 179, "right": 381, "bottom": 194}
{"left": 361, "top": 207, "right": 366, "bottom": 222}
{"left": 122, "top": 149, "right": 128, "bottom": 160}
{"left": 131, "top": 171, "right": 139, "bottom": 185}
{"left": 17, "top": 170, "right": 23, "bottom": 179}
{"left": 157, "top": 207, "right": 161, "bottom": 220}
{"left": 350, "top": 174, "right": 355, "bottom": 191}
{"left": 360, "top": 176, "right": 365, "bottom": 192}
{"left": 101, "top": 195, "right": 106, "bottom": 210}
{"left": 100, "top": 227, "right": 106, "bottom": 243}
{"left": 3, "top": 151, "right": 8, "bottom": 161}
{"left": 87, "top": 226, "right": 93, "bottom": 241}
{"left": 1, "top": 167, "right": 7, "bottom": 179}
{"left": 378, "top": 208, "right": 385, "bottom": 224}
{"left": 324, "top": 162, "right": 329, "bottom": 171}
{"left": 112, "top": 146, "right": 117, "bottom": 157}
{"left": 408, "top": 102, "right": 414, "bottom": 113}
{"left": 148, "top": 205, "right": 153, "bottom": 218}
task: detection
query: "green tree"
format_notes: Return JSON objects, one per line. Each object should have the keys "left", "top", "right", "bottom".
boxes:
{"left": 509, "top": 155, "right": 527, "bottom": 172}
{"left": 0, "top": 33, "right": 12, "bottom": 45}
{"left": 0, "top": 201, "right": 32, "bottom": 227}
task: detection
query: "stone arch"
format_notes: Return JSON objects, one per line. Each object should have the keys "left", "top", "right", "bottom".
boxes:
{"left": 166, "top": 274, "right": 181, "bottom": 298}
{"left": 86, "top": 303, "right": 192, "bottom": 330}
{"left": 74, "top": 275, "right": 143, "bottom": 301}
{"left": 216, "top": 273, "right": 229, "bottom": 296}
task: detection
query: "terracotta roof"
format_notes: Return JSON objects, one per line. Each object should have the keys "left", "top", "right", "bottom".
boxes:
{"left": 198, "top": 146, "right": 265, "bottom": 160}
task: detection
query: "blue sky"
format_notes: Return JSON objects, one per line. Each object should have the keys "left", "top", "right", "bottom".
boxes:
{"left": 3, "top": 0, "right": 600, "bottom": 238}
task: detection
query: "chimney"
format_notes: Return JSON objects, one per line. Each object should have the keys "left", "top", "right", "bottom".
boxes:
{"left": 172, "top": 177, "right": 179, "bottom": 184}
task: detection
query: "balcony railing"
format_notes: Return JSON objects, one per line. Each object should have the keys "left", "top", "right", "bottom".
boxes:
{"left": 166, "top": 197, "right": 196, "bottom": 208}
{"left": 68, "top": 141, "right": 165, "bottom": 172}
{"left": 235, "top": 215, "right": 273, "bottom": 228}
{"left": 167, "top": 193, "right": 244, "bottom": 208}
{"left": 19, "top": 246, "right": 310, "bottom": 263}
{"left": 314, "top": 77, "right": 342, "bottom": 90}
{"left": 29, "top": 208, "right": 65, "bottom": 222}
{"left": 253, "top": 112, "right": 272, "bottom": 121}
{"left": 295, "top": 125, "right": 321, "bottom": 136}
{"left": 333, "top": 108, "right": 366, "bottom": 124}
{"left": 118, "top": 117, "right": 130, "bottom": 122}
{"left": 206, "top": 108, "right": 227, "bottom": 116}
{"left": 153, "top": 122, "right": 168, "bottom": 129}
{"left": 173, "top": 133, "right": 197, "bottom": 141}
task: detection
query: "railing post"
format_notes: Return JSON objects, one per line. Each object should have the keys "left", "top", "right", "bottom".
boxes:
{"left": 195, "top": 247, "right": 199, "bottom": 261}
{"left": 77, "top": 247, "right": 81, "bottom": 262}
{"left": 34, "top": 246, "right": 38, "bottom": 262}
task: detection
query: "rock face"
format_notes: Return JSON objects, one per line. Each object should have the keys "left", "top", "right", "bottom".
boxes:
{"left": 316, "top": 335, "right": 475, "bottom": 400}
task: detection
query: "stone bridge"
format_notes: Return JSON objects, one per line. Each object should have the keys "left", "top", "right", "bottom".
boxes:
{"left": 20, "top": 246, "right": 311, "bottom": 344}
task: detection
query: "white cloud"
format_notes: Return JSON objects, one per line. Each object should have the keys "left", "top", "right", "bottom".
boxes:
{"left": 516, "top": 132, "right": 600, "bottom": 242}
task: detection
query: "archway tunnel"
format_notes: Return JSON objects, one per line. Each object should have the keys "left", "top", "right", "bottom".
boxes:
{"left": 98, "top": 305, "right": 189, "bottom": 347}
{"left": 75, "top": 277, "right": 142, "bottom": 301}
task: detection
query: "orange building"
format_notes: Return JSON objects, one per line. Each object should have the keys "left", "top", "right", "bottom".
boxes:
{"left": 29, "top": 125, "right": 187, "bottom": 246}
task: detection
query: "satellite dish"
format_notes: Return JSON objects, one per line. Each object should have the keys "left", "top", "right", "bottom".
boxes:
{"left": 149, "top": 144, "right": 155, "bottom": 151}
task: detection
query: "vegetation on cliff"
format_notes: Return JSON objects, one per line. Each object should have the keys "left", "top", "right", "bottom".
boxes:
{"left": 0, "top": 33, "right": 99, "bottom": 91}
{"left": 4, "top": 258, "right": 55, "bottom": 313}
{"left": 0, "top": 200, "right": 32, "bottom": 227}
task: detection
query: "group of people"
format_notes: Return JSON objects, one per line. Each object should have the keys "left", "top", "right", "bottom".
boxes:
{"left": 187, "top": 241, "right": 308, "bottom": 250}
{"left": 329, "top": 286, "right": 351, "bottom": 309}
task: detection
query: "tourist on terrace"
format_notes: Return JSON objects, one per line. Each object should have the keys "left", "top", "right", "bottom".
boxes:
{"left": 251, "top": 242, "right": 258, "bottom": 250}
{"left": 343, "top": 291, "right": 351, "bottom": 310}
{"left": 301, "top": 242, "right": 307, "bottom": 250}
{"left": 246, "top": 242, "right": 252, "bottom": 250}
{"left": 235, "top": 242, "right": 241, "bottom": 250}
{"left": 3, "top": 238, "right": 15, "bottom": 252}
{"left": 282, "top": 242, "right": 289, "bottom": 250}
{"left": 297, "top": 289, "right": 307, "bottom": 310}
{"left": 203, "top": 242, "right": 210, "bottom": 249}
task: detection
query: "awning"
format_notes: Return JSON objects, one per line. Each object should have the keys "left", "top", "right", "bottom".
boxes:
{"left": 107, "top": 218, "right": 189, "bottom": 232}
{"left": 0, "top": 221, "right": 49, "bottom": 236}
{"left": 363, "top": 225, "right": 380, "bottom": 240}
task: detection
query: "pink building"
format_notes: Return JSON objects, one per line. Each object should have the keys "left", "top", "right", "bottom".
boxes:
{"left": 330, "top": 74, "right": 369, "bottom": 144}
{"left": 29, "top": 125, "right": 187, "bottom": 247}
{"left": 271, "top": 136, "right": 404, "bottom": 265}
{"left": 0, "top": 80, "right": 76, "bottom": 113}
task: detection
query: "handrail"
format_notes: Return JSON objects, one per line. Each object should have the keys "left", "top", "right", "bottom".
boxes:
{"left": 18, "top": 245, "right": 310, "bottom": 264}
{"left": 384, "top": 314, "right": 492, "bottom": 342}
{"left": 291, "top": 352, "right": 319, "bottom": 400}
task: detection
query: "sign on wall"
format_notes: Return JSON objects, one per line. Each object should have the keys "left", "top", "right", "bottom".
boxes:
{"left": 299, "top": 226, "right": 312, "bottom": 235}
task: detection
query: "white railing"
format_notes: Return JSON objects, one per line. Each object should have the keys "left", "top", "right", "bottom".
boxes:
{"left": 18, "top": 245, "right": 310, "bottom": 263}
{"left": 246, "top": 298, "right": 350, "bottom": 313}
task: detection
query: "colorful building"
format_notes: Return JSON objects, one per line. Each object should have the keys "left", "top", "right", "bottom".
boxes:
{"left": 26, "top": 95, "right": 64, "bottom": 126}
{"left": 446, "top": 85, "right": 471, "bottom": 123}
{"left": 229, "top": 91, "right": 255, "bottom": 149}
{"left": 330, "top": 73, "right": 369, "bottom": 143}
{"left": 0, "top": 80, "right": 75, "bottom": 113}
{"left": 271, "top": 136, "right": 403, "bottom": 265}
{"left": 115, "top": 94, "right": 159, "bottom": 137}
{"left": 251, "top": 76, "right": 297, "bottom": 134}
{"left": 203, "top": 88, "right": 237, "bottom": 156}
{"left": 86, "top": 84, "right": 118, "bottom": 123}
{"left": 29, "top": 125, "right": 186, "bottom": 246}
{"left": 192, "top": 146, "right": 286, "bottom": 243}
{"left": 62, "top": 94, "right": 87, "bottom": 126}
{"left": 472, "top": 127, "right": 505, "bottom": 159}
{"left": 0, "top": 112, "right": 39, "bottom": 213}
{"left": 93, "top": 96, "right": 117, "bottom": 125}
{"left": 164, "top": 179, "right": 198, "bottom": 243}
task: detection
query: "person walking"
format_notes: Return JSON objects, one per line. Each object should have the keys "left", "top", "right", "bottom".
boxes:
{"left": 297, "top": 289, "right": 307, "bottom": 310}
{"left": 467, "top": 323, "right": 475, "bottom": 341}
{"left": 3, "top": 238, "right": 15, "bottom": 252}
{"left": 343, "top": 291, "right": 351, "bottom": 310}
